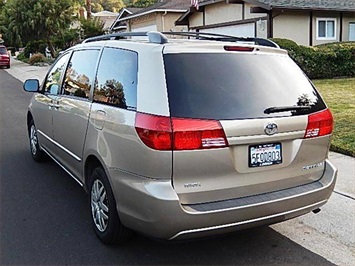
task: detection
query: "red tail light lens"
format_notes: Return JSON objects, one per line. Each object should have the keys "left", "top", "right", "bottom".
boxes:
{"left": 135, "top": 113, "right": 172, "bottom": 150}
{"left": 135, "top": 113, "right": 228, "bottom": 151}
{"left": 304, "top": 109, "right": 333, "bottom": 139}
{"left": 172, "top": 118, "right": 228, "bottom": 150}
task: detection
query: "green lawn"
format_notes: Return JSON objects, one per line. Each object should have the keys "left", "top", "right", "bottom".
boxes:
{"left": 313, "top": 78, "right": 355, "bottom": 157}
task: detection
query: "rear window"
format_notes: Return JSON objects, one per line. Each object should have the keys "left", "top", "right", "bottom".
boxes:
{"left": 164, "top": 53, "right": 326, "bottom": 120}
{"left": 0, "top": 47, "right": 7, "bottom": 54}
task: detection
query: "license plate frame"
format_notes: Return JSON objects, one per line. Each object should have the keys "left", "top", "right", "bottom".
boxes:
{"left": 249, "top": 143, "right": 282, "bottom": 168}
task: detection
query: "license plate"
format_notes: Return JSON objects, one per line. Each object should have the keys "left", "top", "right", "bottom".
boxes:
{"left": 249, "top": 143, "right": 282, "bottom": 167}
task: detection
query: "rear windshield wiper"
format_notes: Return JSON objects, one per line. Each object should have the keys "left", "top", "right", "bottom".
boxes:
{"left": 264, "top": 106, "right": 311, "bottom": 114}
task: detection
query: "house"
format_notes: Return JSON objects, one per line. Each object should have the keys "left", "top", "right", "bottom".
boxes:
{"left": 176, "top": 0, "right": 355, "bottom": 46}
{"left": 110, "top": 7, "right": 144, "bottom": 32}
{"left": 92, "top": 10, "right": 119, "bottom": 31}
{"left": 112, "top": 0, "right": 190, "bottom": 33}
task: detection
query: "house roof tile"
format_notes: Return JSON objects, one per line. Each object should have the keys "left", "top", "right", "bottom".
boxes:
{"left": 130, "top": 0, "right": 191, "bottom": 16}
{"left": 249, "top": 0, "right": 355, "bottom": 11}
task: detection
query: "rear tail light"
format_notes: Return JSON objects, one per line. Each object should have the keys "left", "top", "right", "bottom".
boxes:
{"left": 135, "top": 113, "right": 172, "bottom": 150}
{"left": 172, "top": 118, "right": 228, "bottom": 150}
{"left": 135, "top": 113, "right": 228, "bottom": 151}
{"left": 304, "top": 109, "right": 333, "bottom": 138}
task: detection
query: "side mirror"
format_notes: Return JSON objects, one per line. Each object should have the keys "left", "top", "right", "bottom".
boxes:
{"left": 23, "top": 79, "right": 40, "bottom": 92}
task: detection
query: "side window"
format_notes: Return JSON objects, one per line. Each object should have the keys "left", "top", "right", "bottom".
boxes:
{"left": 94, "top": 47, "right": 138, "bottom": 110}
{"left": 43, "top": 53, "right": 70, "bottom": 94}
{"left": 62, "top": 49, "right": 100, "bottom": 99}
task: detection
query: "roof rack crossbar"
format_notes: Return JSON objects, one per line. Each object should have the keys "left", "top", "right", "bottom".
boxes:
{"left": 82, "top": 31, "right": 168, "bottom": 44}
{"left": 162, "top": 31, "right": 279, "bottom": 48}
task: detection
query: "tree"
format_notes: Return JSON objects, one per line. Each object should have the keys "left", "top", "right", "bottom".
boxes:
{"left": 100, "top": 0, "right": 125, "bottom": 12}
{"left": 90, "top": 0, "right": 125, "bottom": 13}
{"left": 0, "top": 0, "right": 75, "bottom": 56}
{"left": 80, "top": 17, "right": 105, "bottom": 39}
{"left": 131, "top": 0, "right": 157, "bottom": 8}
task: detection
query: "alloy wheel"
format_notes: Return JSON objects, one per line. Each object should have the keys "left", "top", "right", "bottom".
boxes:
{"left": 91, "top": 179, "right": 109, "bottom": 232}
{"left": 30, "top": 125, "right": 38, "bottom": 155}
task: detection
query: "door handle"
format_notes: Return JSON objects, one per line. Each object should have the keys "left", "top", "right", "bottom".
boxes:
{"left": 49, "top": 100, "right": 60, "bottom": 109}
{"left": 93, "top": 110, "right": 106, "bottom": 130}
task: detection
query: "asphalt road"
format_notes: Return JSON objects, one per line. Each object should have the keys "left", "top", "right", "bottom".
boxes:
{"left": 0, "top": 69, "right": 335, "bottom": 265}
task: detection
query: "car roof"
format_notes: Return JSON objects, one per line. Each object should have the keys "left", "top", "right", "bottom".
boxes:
{"left": 73, "top": 31, "right": 286, "bottom": 56}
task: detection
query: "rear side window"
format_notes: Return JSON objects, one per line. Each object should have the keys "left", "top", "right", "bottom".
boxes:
{"left": 62, "top": 49, "right": 100, "bottom": 99}
{"left": 94, "top": 47, "right": 138, "bottom": 110}
{"left": 164, "top": 53, "right": 326, "bottom": 120}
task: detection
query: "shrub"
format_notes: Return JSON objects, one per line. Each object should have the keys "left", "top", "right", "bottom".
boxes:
{"left": 24, "top": 40, "right": 47, "bottom": 58}
{"left": 16, "top": 52, "right": 28, "bottom": 63}
{"left": 270, "top": 39, "right": 355, "bottom": 79}
{"left": 28, "top": 53, "right": 46, "bottom": 65}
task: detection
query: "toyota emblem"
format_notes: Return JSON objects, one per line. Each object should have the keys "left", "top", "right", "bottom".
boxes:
{"left": 265, "top": 122, "right": 278, "bottom": 135}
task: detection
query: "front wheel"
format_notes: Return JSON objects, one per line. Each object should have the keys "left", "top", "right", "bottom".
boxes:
{"left": 89, "top": 167, "right": 133, "bottom": 244}
{"left": 28, "top": 119, "right": 46, "bottom": 162}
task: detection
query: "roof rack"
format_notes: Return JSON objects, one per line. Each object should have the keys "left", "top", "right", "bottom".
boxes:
{"left": 82, "top": 31, "right": 168, "bottom": 44}
{"left": 82, "top": 31, "right": 279, "bottom": 48}
{"left": 161, "top": 31, "right": 279, "bottom": 48}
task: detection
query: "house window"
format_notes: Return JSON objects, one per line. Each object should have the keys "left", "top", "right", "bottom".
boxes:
{"left": 316, "top": 18, "right": 336, "bottom": 40}
{"left": 349, "top": 23, "right": 355, "bottom": 41}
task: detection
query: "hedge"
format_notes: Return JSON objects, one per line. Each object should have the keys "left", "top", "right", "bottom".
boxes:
{"left": 270, "top": 39, "right": 355, "bottom": 79}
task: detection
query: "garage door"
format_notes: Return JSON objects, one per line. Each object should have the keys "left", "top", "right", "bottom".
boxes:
{"left": 131, "top": 25, "right": 157, "bottom": 32}
{"left": 201, "top": 23, "right": 255, "bottom": 37}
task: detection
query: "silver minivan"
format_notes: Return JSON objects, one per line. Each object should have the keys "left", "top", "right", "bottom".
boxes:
{"left": 24, "top": 32, "right": 337, "bottom": 244}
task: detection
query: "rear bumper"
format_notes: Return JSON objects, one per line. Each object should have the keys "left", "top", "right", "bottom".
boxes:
{"left": 109, "top": 159, "right": 337, "bottom": 240}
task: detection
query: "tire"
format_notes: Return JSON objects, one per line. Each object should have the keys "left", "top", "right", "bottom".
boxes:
{"left": 6, "top": 64, "right": 10, "bottom": 69}
{"left": 28, "top": 119, "right": 46, "bottom": 162}
{"left": 89, "top": 167, "right": 133, "bottom": 244}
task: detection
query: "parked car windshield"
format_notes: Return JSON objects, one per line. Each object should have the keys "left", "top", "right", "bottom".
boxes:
{"left": 164, "top": 53, "right": 326, "bottom": 120}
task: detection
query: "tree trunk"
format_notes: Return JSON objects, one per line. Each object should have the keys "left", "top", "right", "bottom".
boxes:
{"left": 47, "top": 40, "right": 55, "bottom": 58}
{"left": 86, "top": 0, "right": 91, "bottom": 19}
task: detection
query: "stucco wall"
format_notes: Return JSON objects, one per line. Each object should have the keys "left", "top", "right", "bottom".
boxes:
{"left": 341, "top": 13, "right": 355, "bottom": 41}
{"left": 129, "top": 13, "right": 186, "bottom": 32}
{"left": 272, "top": 10, "right": 354, "bottom": 46}
{"left": 189, "top": 11, "right": 203, "bottom": 28}
{"left": 188, "top": 2, "right": 264, "bottom": 30}
{"left": 205, "top": 2, "right": 243, "bottom": 25}
{"left": 312, "top": 11, "right": 341, "bottom": 45}
{"left": 156, "top": 13, "right": 187, "bottom": 32}
{"left": 273, "top": 11, "right": 310, "bottom": 46}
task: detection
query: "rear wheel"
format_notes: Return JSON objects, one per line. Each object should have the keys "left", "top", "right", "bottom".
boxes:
{"left": 28, "top": 119, "right": 46, "bottom": 161}
{"left": 89, "top": 167, "right": 132, "bottom": 244}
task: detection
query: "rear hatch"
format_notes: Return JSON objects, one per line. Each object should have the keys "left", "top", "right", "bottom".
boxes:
{"left": 163, "top": 44, "right": 333, "bottom": 204}
{"left": 0, "top": 46, "right": 9, "bottom": 63}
